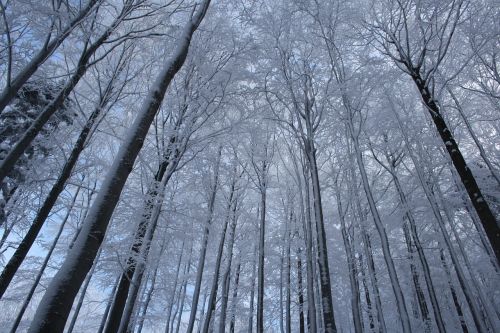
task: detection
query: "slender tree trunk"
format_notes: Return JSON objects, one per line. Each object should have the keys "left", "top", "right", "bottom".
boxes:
{"left": 0, "top": 67, "right": 118, "bottom": 299}
{"left": 347, "top": 120, "right": 412, "bottom": 333}
{"left": 229, "top": 261, "right": 241, "bottom": 333}
{"left": 97, "top": 276, "right": 121, "bottom": 333}
{"left": 0, "top": 1, "right": 134, "bottom": 184}
{"left": 218, "top": 201, "right": 238, "bottom": 333}
{"left": 297, "top": 250, "right": 306, "bottom": 333}
{"left": 164, "top": 241, "right": 186, "bottom": 333}
{"left": 9, "top": 186, "right": 81, "bottom": 332}
{"left": 105, "top": 145, "right": 178, "bottom": 333}
{"left": 201, "top": 171, "right": 237, "bottom": 333}
{"left": 285, "top": 217, "right": 291, "bottom": 333}
{"left": 135, "top": 237, "right": 167, "bottom": 333}
{"left": 402, "top": 223, "right": 431, "bottom": 332}
{"left": 256, "top": 164, "right": 267, "bottom": 333}
{"left": 412, "top": 74, "right": 499, "bottom": 263}
{"left": 174, "top": 253, "right": 192, "bottom": 333}
{"left": 26, "top": 4, "right": 211, "bottom": 331}
{"left": 0, "top": 0, "right": 100, "bottom": 113}
{"left": 197, "top": 288, "right": 209, "bottom": 333}
{"left": 186, "top": 147, "right": 221, "bottom": 333}
{"left": 394, "top": 110, "right": 489, "bottom": 333}
{"left": 301, "top": 170, "right": 318, "bottom": 333}
{"left": 359, "top": 254, "right": 376, "bottom": 333}
{"left": 388, "top": 160, "right": 446, "bottom": 333}
{"left": 440, "top": 249, "right": 469, "bottom": 333}
{"left": 280, "top": 248, "right": 285, "bottom": 333}
{"left": 119, "top": 198, "right": 176, "bottom": 333}
{"left": 335, "top": 189, "right": 363, "bottom": 333}
{"left": 348, "top": 150, "right": 386, "bottom": 333}
{"left": 248, "top": 242, "right": 257, "bottom": 333}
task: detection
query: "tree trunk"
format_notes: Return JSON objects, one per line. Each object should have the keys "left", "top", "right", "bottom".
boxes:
{"left": 285, "top": 216, "right": 291, "bottom": 333}
{"left": 248, "top": 242, "right": 257, "bottom": 333}
{"left": 26, "top": 3, "right": 211, "bottom": 331}
{"left": 164, "top": 241, "right": 186, "bottom": 333}
{"left": 9, "top": 186, "right": 81, "bottom": 332}
{"left": 186, "top": 147, "right": 221, "bottom": 333}
{"left": 66, "top": 247, "right": 102, "bottom": 333}
{"left": 412, "top": 74, "right": 499, "bottom": 263}
{"left": 229, "top": 261, "right": 241, "bottom": 333}
{"left": 135, "top": 237, "right": 167, "bottom": 333}
{"left": 306, "top": 144, "right": 338, "bottom": 333}
{"left": 347, "top": 119, "right": 412, "bottom": 333}
{"left": 336, "top": 189, "right": 363, "bottom": 333}
{"left": 440, "top": 249, "right": 469, "bottom": 333}
{"left": 256, "top": 164, "right": 267, "bottom": 333}
{"left": 97, "top": 276, "right": 121, "bottom": 333}
{"left": 297, "top": 250, "right": 306, "bottom": 333}
{"left": 218, "top": 200, "right": 238, "bottom": 333}
{"left": 174, "top": 253, "right": 192, "bottom": 333}
{"left": 394, "top": 110, "right": 488, "bottom": 333}
{"left": 347, "top": 149, "right": 386, "bottom": 333}
{"left": 359, "top": 254, "right": 376, "bottom": 333}
{"left": 201, "top": 170, "right": 237, "bottom": 333}
{"left": 0, "top": 0, "right": 100, "bottom": 113}
{"left": 402, "top": 223, "right": 431, "bottom": 332}
{"left": 388, "top": 159, "right": 446, "bottom": 333}
{"left": 0, "top": 68, "right": 118, "bottom": 299}
{"left": 0, "top": 1, "right": 134, "bottom": 185}
{"left": 104, "top": 142, "right": 179, "bottom": 333}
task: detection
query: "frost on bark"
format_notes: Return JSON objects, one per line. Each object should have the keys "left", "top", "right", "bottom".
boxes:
{"left": 26, "top": 2, "right": 212, "bottom": 331}
{"left": 0, "top": 0, "right": 101, "bottom": 113}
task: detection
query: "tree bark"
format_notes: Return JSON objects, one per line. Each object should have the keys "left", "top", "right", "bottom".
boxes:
{"left": 412, "top": 74, "right": 499, "bottom": 263}
{"left": 0, "top": 1, "right": 135, "bottom": 184}
{"left": 201, "top": 169, "right": 237, "bottom": 333}
{"left": 394, "top": 109, "right": 488, "bottom": 333}
{"left": 186, "top": 147, "right": 221, "bottom": 333}
{"left": 0, "top": 66, "right": 118, "bottom": 299}
{"left": 0, "top": 0, "right": 101, "bottom": 113}
{"left": 297, "top": 249, "right": 306, "bottom": 333}
{"left": 336, "top": 189, "right": 363, "bottom": 333}
{"left": 27, "top": 3, "right": 211, "bottom": 331}
{"left": 9, "top": 186, "right": 81, "bottom": 332}
{"left": 256, "top": 161, "right": 267, "bottom": 333}
{"left": 229, "top": 261, "right": 241, "bottom": 333}
{"left": 218, "top": 200, "right": 238, "bottom": 333}
{"left": 347, "top": 118, "right": 412, "bottom": 333}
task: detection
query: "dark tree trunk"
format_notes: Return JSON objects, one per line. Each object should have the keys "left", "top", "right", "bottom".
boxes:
{"left": 104, "top": 146, "right": 177, "bottom": 333}
{"left": 440, "top": 249, "right": 469, "bottom": 333}
{"left": 0, "top": 1, "right": 133, "bottom": 184}
{"left": 201, "top": 170, "right": 237, "bottom": 333}
{"left": 186, "top": 147, "right": 221, "bottom": 333}
{"left": 412, "top": 74, "right": 499, "bottom": 263}
{"left": 297, "top": 250, "right": 306, "bottom": 333}
{"left": 0, "top": 0, "right": 100, "bottom": 114}
{"left": 27, "top": 3, "right": 211, "bottom": 331}
{"left": 359, "top": 254, "right": 376, "bottom": 333}
{"left": 229, "top": 262, "right": 241, "bottom": 333}
{"left": 0, "top": 73, "right": 115, "bottom": 299}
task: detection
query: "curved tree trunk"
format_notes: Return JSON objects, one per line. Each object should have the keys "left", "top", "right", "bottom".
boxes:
{"left": 0, "top": 0, "right": 101, "bottom": 114}
{"left": 27, "top": 3, "right": 212, "bottom": 331}
{"left": 0, "top": 66, "right": 119, "bottom": 299}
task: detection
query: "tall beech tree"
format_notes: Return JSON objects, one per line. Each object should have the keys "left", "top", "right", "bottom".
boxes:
{"left": 26, "top": 2, "right": 212, "bottom": 331}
